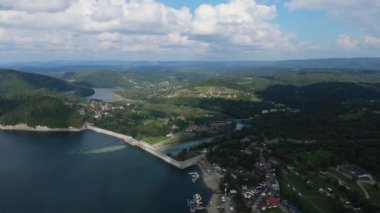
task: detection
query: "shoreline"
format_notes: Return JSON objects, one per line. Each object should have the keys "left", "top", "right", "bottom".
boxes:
{"left": 0, "top": 123, "right": 218, "bottom": 210}
{"left": 0, "top": 124, "right": 204, "bottom": 169}
{"left": 0, "top": 124, "right": 85, "bottom": 132}
{"left": 198, "top": 160, "right": 222, "bottom": 213}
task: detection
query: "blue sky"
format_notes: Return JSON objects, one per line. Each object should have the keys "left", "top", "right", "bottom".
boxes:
{"left": 0, "top": 0, "right": 379, "bottom": 62}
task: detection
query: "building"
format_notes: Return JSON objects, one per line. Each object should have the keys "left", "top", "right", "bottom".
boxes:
{"left": 186, "top": 124, "right": 198, "bottom": 133}
{"left": 260, "top": 194, "right": 279, "bottom": 210}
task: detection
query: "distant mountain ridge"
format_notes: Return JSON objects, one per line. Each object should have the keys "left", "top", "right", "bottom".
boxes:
{"left": 273, "top": 58, "right": 380, "bottom": 70}
{"left": 1, "top": 57, "right": 380, "bottom": 73}
{"left": 0, "top": 69, "right": 94, "bottom": 96}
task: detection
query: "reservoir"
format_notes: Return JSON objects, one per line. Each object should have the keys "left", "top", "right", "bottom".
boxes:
{"left": 0, "top": 130, "right": 211, "bottom": 213}
{"left": 86, "top": 88, "right": 124, "bottom": 102}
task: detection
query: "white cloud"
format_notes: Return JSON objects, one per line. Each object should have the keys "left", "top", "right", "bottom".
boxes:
{"left": 362, "top": 35, "right": 380, "bottom": 47}
{"left": 191, "top": 0, "right": 292, "bottom": 50}
{"left": 0, "top": 0, "right": 72, "bottom": 12}
{"left": 90, "top": 0, "right": 123, "bottom": 22}
{"left": 335, "top": 34, "right": 380, "bottom": 50}
{"left": 336, "top": 34, "right": 357, "bottom": 50}
{"left": 285, "top": 0, "right": 380, "bottom": 35}
{"left": 0, "top": 0, "right": 293, "bottom": 58}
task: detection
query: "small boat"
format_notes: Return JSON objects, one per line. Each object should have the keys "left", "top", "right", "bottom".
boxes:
{"left": 188, "top": 198, "right": 196, "bottom": 212}
{"left": 194, "top": 193, "right": 203, "bottom": 206}
{"left": 189, "top": 172, "right": 200, "bottom": 183}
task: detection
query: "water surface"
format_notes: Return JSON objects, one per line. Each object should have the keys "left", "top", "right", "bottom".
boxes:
{"left": 86, "top": 88, "right": 124, "bottom": 102}
{"left": 0, "top": 130, "right": 211, "bottom": 213}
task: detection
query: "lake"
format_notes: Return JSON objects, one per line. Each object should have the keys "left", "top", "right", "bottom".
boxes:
{"left": 0, "top": 130, "right": 211, "bottom": 213}
{"left": 86, "top": 88, "right": 124, "bottom": 102}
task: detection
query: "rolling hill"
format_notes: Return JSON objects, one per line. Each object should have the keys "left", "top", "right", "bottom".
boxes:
{"left": 0, "top": 69, "right": 94, "bottom": 97}
{"left": 0, "top": 96, "right": 84, "bottom": 128}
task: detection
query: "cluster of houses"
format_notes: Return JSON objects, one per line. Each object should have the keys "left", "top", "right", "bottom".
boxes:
{"left": 261, "top": 101, "right": 300, "bottom": 114}
{"left": 338, "top": 165, "right": 374, "bottom": 181}
{"left": 251, "top": 164, "right": 281, "bottom": 211}
{"left": 238, "top": 142, "right": 282, "bottom": 212}
{"left": 153, "top": 85, "right": 182, "bottom": 94}
{"left": 261, "top": 107, "right": 300, "bottom": 114}
{"left": 89, "top": 101, "right": 130, "bottom": 119}
{"left": 185, "top": 121, "right": 231, "bottom": 134}
{"left": 198, "top": 90, "right": 241, "bottom": 99}
{"left": 212, "top": 163, "right": 228, "bottom": 175}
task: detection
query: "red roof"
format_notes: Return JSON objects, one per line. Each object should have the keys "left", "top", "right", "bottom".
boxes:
{"left": 267, "top": 195, "right": 278, "bottom": 206}
{"left": 261, "top": 195, "right": 279, "bottom": 210}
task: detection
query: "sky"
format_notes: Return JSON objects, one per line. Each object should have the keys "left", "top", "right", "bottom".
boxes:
{"left": 0, "top": 0, "right": 379, "bottom": 62}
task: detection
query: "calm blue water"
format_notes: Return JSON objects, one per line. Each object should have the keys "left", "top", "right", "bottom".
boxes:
{"left": 0, "top": 130, "right": 211, "bottom": 213}
{"left": 86, "top": 88, "right": 123, "bottom": 102}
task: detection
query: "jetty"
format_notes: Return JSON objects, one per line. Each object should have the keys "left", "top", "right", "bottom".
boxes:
{"left": 86, "top": 125, "right": 204, "bottom": 169}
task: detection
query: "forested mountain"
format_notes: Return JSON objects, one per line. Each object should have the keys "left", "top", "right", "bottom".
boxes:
{"left": 0, "top": 96, "right": 84, "bottom": 128}
{"left": 0, "top": 69, "right": 94, "bottom": 97}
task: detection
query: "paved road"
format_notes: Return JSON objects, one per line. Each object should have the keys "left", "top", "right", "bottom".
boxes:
{"left": 357, "top": 182, "right": 370, "bottom": 199}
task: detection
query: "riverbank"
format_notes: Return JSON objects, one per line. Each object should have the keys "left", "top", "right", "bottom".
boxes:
{"left": 198, "top": 160, "right": 222, "bottom": 213}
{"left": 0, "top": 124, "right": 85, "bottom": 132}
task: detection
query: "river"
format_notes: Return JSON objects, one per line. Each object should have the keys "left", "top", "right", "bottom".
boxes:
{"left": 0, "top": 130, "right": 211, "bottom": 213}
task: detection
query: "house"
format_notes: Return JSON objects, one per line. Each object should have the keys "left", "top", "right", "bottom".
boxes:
{"left": 269, "top": 157, "right": 279, "bottom": 165}
{"left": 176, "top": 115, "right": 186, "bottom": 121}
{"left": 186, "top": 124, "right": 198, "bottom": 133}
{"left": 261, "top": 194, "right": 279, "bottom": 210}
{"left": 230, "top": 189, "right": 238, "bottom": 194}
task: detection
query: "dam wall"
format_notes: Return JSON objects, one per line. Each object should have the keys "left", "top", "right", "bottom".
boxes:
{"left": 86, "top": 125, "right": 203, "bottom": 169}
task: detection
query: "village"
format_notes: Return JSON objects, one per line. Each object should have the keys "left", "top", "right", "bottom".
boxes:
{"left": 84, "top": 94, "right": 380, "bottom": 213}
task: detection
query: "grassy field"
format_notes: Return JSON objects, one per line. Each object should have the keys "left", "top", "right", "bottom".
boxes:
{"left": 327, "top": 169, "right": 366, "bottom": 197}
{"left": 263, "top": 208, "right": 283, "bottom": 213}
{"left": 280, "top": 171, "right": 335, "bottom": 213}
{"left": 363, "top": 183, "right": 380, "bottom": 207}
{"left": 142, "top": 136, "right": 168, "bottom": 144}
{"left": 168, "top": 85, "right": 259, "bottom": 102}
{"left": 159, "top": 132, "right": 211, "bottom": 145}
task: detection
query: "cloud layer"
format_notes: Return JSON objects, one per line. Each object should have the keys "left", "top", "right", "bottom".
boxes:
{"left": 286, "top": 0, "right": 380, "bottom": 35}
{"left": 336, "top": 34, "right": 380, "bottom": 50}
{"left": 286, "top": 0, "right": 380, "bottom": 56}
{"left": 0, "top": 0, "right": 293, "bottom": 58}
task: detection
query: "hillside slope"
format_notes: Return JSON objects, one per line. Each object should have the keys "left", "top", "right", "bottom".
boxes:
{"left": 0, "top": 96, "right": 84, "bottom": 128}
{"left": 0, "top": 69, "right": 94, "bottom": 96}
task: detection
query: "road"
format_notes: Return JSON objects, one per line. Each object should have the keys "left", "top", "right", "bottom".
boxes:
{"left": 357, "top": 182, "right": 370, "bottom": 199}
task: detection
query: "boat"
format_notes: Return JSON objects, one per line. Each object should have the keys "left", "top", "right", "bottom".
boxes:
{"left": 194, "top": 193, "right": 203, "bottom": 206}
{"left": 188, "top": 193, "right": 203, "bottom": 212}
{"left": 189, "top": 172, "right": 200, "bottom": 183}
{"left": 188, "top": 198, "right": 196, "bottom": 212}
